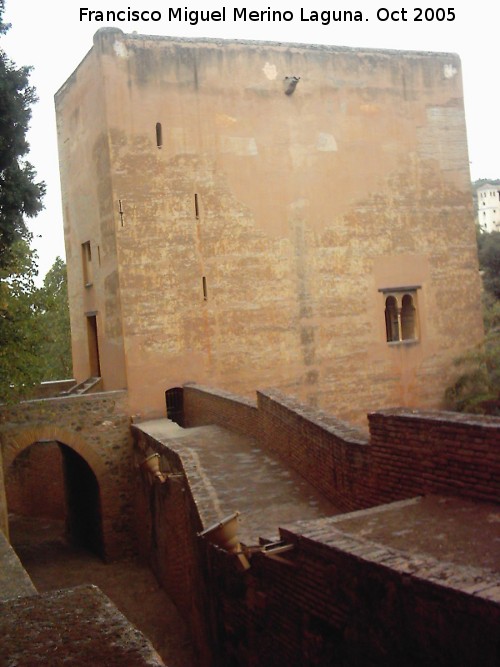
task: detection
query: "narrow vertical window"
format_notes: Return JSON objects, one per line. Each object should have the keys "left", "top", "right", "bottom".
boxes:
{"left": 194, "top": 193, "right": 199, "bottom": 219}
{"left": 82, "top": 241, "right": 93, "bottom": 287}
{"left": 118, "top": 200, "right": 124, "bottom": 227}
{"left": 156, "top": 122, "right": 163, "bottom": 148}
{"left": 202, "top": 276, "right": 208, "bottom": 300}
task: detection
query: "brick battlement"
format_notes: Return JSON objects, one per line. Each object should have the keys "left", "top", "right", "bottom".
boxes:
{"left": 183, "top": 383, "right": 500, "bottom": 510}
{"left": 134, "top": 384, "right": 500, "bottom": 667}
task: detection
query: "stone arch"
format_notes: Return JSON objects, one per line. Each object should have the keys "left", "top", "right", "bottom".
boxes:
{"left": 2, "top": 425, "right": 108, "bottom": 559}
{"left": 2, "top": 424, "right": 107, "bottom": 477}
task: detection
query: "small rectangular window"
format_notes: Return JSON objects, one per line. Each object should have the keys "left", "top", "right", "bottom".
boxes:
{"left": 194, "top": 193, "right": 200, "bottom": 220}
{"left": 202, "top": 276, "right": 208, "bottom": 300}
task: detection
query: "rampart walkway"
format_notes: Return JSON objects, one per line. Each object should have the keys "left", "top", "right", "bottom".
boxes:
{"left": 136, "top": 419, "right": 340, "bottom": 544}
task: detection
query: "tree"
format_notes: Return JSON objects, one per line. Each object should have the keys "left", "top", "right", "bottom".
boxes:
{"left": 0, "top": 234, "right": 45, "bottom": 401}
{"left": 477, "top": 231, "right": 500, "bottom": 299}
{"left": 444, "top": 239, "right": 500, "bottom": 415}
{"left": 38, "top": 257, "right": 72, "bottom": 380}
{"left": 0, "top": 252, "right": 73, "bottom": 402}
{"left": 444, "top": 314, "right": 500, "bottom": 415}
{"left": 0, "top": 0, "right": 45, "bottom": 268}
{"left": 0, "top": 1, "right": 50, "bottom": 400}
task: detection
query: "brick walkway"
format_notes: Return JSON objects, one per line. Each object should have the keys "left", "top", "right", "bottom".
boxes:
{"left": 136, "top": 419, "right": 340, "bottom": 544}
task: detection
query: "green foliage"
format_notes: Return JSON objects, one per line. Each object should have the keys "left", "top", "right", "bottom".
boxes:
{"left": 0, "top": 248, "right": 72, "bottom": 402}
{"left": 0, "top": 235, "right": 45, "bottom": 401}
{"left": 444, "top": 224, "right": 500, "bottom": 415}
{"left": 37, "top": 256, "right": 73, "bottom": 381}
{"left": 477, "top": 231, "right": 500, "bottom": 299}
{"left": 0, "top": 0, "right": 45, "bottom": 268}
{"left": 444, "top": 296, "right": 500, "bottom": 416}
{"left": 0, "top": 3, "right": 66, "bottom": 402}
{"left": 444, "top": 334, "right": 500, "bottom": 415}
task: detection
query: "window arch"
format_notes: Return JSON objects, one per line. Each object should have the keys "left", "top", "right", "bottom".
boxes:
{"left": 385, "top": 296, "right": 399, "bottom": 342}
{"left": 401, "top": 293, "right": 417, "bottom": 340}
{"left": 380, "top": 286, "right": 420, "bottom": 344}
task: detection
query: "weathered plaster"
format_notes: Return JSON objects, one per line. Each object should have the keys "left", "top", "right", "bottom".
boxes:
{"left": 55, "top": 31, "right": 483, "bottom": 425}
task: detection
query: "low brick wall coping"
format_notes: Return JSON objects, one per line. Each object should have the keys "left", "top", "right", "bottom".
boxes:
{"left": 369, "top": 407, "right": 500, "bottom": 428}
{"left": 183, "top": 382, "right": 257, "bottom": 408}
{"left": 258, "top": 388, "right": 368, "bottom": 446}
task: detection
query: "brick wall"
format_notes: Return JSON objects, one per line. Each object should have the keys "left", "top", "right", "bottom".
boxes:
{"left": 6, "top": 443, "right": 66, "bottom": 520}
{"left": 182, "top": 384, "right": 500, "bottom": 509}
{"left": 368, "top": 409, "right": 500, "bottom": 506}
{"left": 257, "top": 389, "right": 371, "bottom": 511}
{"left": 183, "top": 384, "right": 261, "bottom": 439}
{"left": 132, "top": 427, "right": 213, "bottom": 667}
{"left": 135, "top": 385, "right": 500, "bottom": 667}
{"left": 203, "top": 522, "right": 500, "bottom": 667}
{"left": 0, "top": 530, "right": 37, "bottom": 601}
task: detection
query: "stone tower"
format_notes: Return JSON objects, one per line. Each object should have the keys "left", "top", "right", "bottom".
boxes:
{"left": 55, "top": 29, "right": 483, "bottom": 424}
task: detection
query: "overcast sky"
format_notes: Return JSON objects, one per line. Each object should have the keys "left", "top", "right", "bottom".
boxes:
{"left": 3, "top": 0, "right": 499, "bottom": 280}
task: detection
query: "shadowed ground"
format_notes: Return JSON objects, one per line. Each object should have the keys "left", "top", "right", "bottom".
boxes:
{"left": 9, "top": 514, "right": 195, "bottom": 667}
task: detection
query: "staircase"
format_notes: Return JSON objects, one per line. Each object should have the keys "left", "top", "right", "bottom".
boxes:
{"left": 60, "top": 377, "right": 101, "bottom": 396}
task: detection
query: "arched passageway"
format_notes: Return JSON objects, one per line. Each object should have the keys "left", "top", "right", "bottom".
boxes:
{"left": 6, "top": 440, "right": 104, "bottom": 559}
{"left": 61, "top": 444, "right": 104, "bottom": 557}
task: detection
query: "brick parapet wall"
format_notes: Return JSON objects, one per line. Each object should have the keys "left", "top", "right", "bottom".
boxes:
{"left": 1, "top": 585, "right": 166, "bottom": 666}
{"left": 132, "top": 426, "right": 213, "bottom": 667}
{"left": 202, "top": 515, "right": 500, "bottom": 666}
{"left": 274, "top": 520, "right": 499, "bottom": 666}
{"left": 183, "top": 383, "right": 260, "bottom": 440}
{"left": 368, "top": 409, "right": 500, "bottom": 505}
{"left": 182, "top": 384, "right": 500, "bottom": 510}
{"left": 134, "top": 388, "right": 500, "bottom": 667}
{"left": 257, "top": 389, "right": 371, "bottom": 511}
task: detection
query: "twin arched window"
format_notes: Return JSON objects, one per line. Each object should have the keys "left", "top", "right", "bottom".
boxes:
{"left": 384, "top": 291, "right": 418, "bottom": 343}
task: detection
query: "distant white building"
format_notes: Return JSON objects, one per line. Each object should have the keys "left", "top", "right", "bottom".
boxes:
{"left": 476, "top": 183, "right": 500, "bottom": 232}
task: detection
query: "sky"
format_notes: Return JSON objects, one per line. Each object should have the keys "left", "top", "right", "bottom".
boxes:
{"left": 2, "top": 0, "right": 500, "bottom": 280}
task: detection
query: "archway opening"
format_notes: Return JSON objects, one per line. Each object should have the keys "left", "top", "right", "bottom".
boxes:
{"left": 61, "top": 444, "right": 104, "bottom": 557}
{"left": 165, "top": 387, "right": 184, "bottom": 426}
{"left": 6, "top": 441, "right": 104, "bottom": 560}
